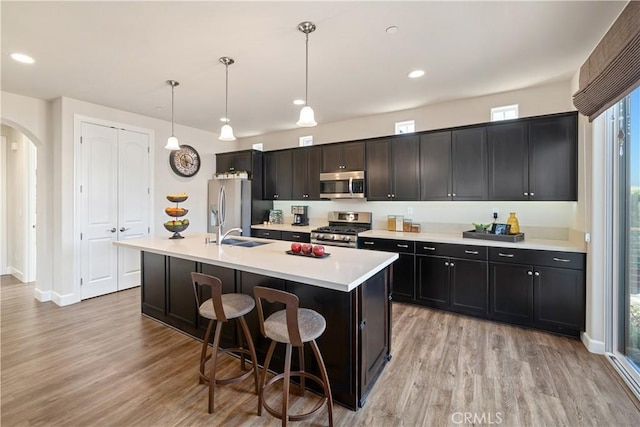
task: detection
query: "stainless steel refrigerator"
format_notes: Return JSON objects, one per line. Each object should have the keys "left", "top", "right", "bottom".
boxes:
{"left": 208, "top": 177, "right": 272, "bottom": 236}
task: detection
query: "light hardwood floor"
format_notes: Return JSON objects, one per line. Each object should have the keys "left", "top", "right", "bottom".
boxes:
{"left": 2, "top": 274, "right": 639, "bottom": 426}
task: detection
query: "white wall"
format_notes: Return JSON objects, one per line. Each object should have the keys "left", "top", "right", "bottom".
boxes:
{"left": 238, "top": 80, "right": 575, "bottom": 151}
{"left": 52, "top": 96, "right": 222, "bottom": 301}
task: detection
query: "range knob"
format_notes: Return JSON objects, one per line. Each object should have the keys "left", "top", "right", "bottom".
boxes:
{"left": 342, "top": 236, "right": 351, "bottom": 242}
{"left": 316, "top": 234, "right": 325, "bottom": 240}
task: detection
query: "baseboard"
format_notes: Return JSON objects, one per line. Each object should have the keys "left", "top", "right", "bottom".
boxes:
{"left": 52, "top": 291, "right": 81, "bottom": 306}
{"left": 581, "top": 331, "right": 605, "bottom": 354}
{"left": 8, "top": 266, "right": 24, "bottom": 282}
{"left": 33, "top": 287, "right": 52, "bottom": 302}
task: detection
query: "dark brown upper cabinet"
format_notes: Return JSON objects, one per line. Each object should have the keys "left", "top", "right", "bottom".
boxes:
{"left": 420, "top": 126, "right": 488, "bottom": 201}
{"left": 264, "top": 150, "right": 293, "bottom": 200}
{"left": 488, "top": 121, "right": 529, "bottom": 200}
{"left": 291, "top": 146, "right": 322, "bottom": 200}
{"left": 321, "top": 141, "right": 365, "bottom": 172}
{"left": 216, "top": 150, "right": 253, "bottom": 174}
{"left": 528, "top": 112, "right": 578, "bottom": 201}
{"left": 366, "top": 135, "right": 420, "bottom": 201}
{"left": 488, "top": 112, "right": 577, "bottom": 201}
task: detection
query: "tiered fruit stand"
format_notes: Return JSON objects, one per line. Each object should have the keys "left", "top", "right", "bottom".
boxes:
{"left": 164, "top": 194, "right": 189, "bottom": 239}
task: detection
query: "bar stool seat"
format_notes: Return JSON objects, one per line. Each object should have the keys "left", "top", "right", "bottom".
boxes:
{"left": 199, "top": 293, "right": 255, "bottom": 320}
{"left": 263, "top": 308, "right": 326, "bottom": 343}
{"left": 191, "top": 272, "right": 259, "bottom": 414}
{"left": 254, "top": 286, "right": 333, "bottom": 426}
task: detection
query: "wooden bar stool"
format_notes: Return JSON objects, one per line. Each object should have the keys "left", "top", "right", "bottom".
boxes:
{"left": 253, "top": 286, "right": 333, "bottom": 426}
{"left": 191, "top": 272, "right": 259, "bottom": 414}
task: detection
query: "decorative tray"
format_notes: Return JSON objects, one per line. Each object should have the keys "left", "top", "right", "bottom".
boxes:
{"left": 285, "top": 250, "right": 331, "bottom": 259}
{"left": 462, "top": 230, "right": 525, "bottom": 242}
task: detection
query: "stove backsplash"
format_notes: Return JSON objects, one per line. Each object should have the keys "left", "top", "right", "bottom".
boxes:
{"left": 273, "top": 200, "right": 577, "bottom": 241}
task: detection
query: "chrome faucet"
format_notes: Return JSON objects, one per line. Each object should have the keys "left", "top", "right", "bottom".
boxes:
{"left": 216, "top": 226, "right": 242, "bottom": 246}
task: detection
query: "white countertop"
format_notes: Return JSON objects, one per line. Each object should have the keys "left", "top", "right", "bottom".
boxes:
{"left": 358, "top": 230, "right": 587, "bottom": 253}
{"left": 115, "top": 234, "right": 398, "bottom": 293}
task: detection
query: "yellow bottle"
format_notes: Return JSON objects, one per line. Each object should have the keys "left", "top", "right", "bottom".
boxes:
{"left": 507, "top": 212, "right": 520, "bottom": 234}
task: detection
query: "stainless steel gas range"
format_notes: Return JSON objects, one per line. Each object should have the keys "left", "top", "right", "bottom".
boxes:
{"left": 310, "top": 211, "right": 372, "bottom": 248}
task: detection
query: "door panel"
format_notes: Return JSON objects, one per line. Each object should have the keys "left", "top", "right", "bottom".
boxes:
{"left": 117, "top": 129, "right": 150, "bottom": 290}
{"left": 487, "top": 122, "right": 529, "bottom": 200}
{"left": 451, "top": 127, "right": 488, "bottom": 200}
{"left": 416, "top": 255, "right": 449, "bottom": 308}
{"left": 80, "top": 122, "right": 118, "bottom": 299}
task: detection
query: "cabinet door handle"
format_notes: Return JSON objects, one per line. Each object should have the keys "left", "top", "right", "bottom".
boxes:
{"left": 452, "top": 193, "right": 456, "bottom": 197}
{"left": 387, "top": 194, "right": 391, "bottom": 198}
{"left": 119, "top": 227, "right": 130, "bottom": 232}
{"left": 423, "top": 246, "right": 436, "bottom": 251}
{"left": 464, "top": 250, "right": 479, "bottom": 255}
{"left": 450, "top": 262, "right": 455, "bottom": 267}
{"left": 292, "top": 235, "right": 300, "bottom": 238}
{"left": 527, "top": 271, "right": 533, "bottom": 276}
{"left": 534, "top": 271, "right": 540, "bottom": 277}
{"left": 397, "top": 244, "right": 409, "bottom": 248}
{"left": 524, "top": 192, "right": 529, "bottom": 196}
{"left": 444, "top": 261, "right": 449, "bottom": 266}
{"left": 392, "top": 194, "right": 395, "bottom": 198}
{"left": 263, "top": 232, "right": 270, "bottom": 236}
{"left": 107, "top": 227, "right": 116, "bottom": 233}
{"left": 363, "top": 241, "right": 374, "bottom": 245}
{"left": 553, "top": 257, "right": 571, "bottom": 263}
{"left": 498, "top": 253, "right": 514, "bottom": 258}
{"left": 530, "top": 192, "right": 535, "bottom": 196}
{"left": 447, "top": 193, "right": 451, "bottom": 197}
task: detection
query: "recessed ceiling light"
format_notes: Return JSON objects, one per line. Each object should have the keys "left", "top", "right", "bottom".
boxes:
{"left": 386, "top": 26, "right": 399, "bottom": 34}
{"left": 408, "top": 70, "right": 425, "bottom": 79}
{"left": 220, "top": 117, "right": 229, "bottom": 123}
{"left": 293, "top": 99, "right": 305, "bottom": 106}
{"left": 11, "top": 53, "right": 35, "bottom": 64}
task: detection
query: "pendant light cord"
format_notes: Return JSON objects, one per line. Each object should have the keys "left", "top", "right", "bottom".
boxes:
{"left": 171, "top": 83, "right": 175, "bottom": 136}
{"left": 305, "top": 32, "right": 309, "bottom": 106}
{"left": 225, "top": 63, "right": 229, "bottom": 120}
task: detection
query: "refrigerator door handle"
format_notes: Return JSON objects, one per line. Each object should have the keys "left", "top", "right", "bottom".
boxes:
{"left": 219, "top": 185, "right": 226, "bottom": 226}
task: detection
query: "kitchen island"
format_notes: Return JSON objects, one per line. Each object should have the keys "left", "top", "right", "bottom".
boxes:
{"left": 114, "top": 234, "right": 398, "bottom": 410}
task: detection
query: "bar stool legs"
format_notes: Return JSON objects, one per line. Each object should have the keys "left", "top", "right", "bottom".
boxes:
{"left": 253, "top": 286, "right": 334, "bottom": 426}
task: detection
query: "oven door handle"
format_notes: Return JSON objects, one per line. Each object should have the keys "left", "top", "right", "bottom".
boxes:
{"left": 348, "top": 177, "right": 353, "bottom": 196}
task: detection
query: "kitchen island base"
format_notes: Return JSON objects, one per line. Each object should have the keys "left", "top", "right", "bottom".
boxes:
{"left": 140, "top": 251, "right": 392, "bottom": 410}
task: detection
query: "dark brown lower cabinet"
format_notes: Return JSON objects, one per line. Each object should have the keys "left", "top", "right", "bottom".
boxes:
{"left": 415, "top": 243, "right": 488, "bottom": 316}
{"left": 488, "top": 247, "right": 585, "bottom": 337}
{"left": 357, "top": 237, "right": 414, "bottom": 302}
{"left": 140, "top": 252, "right": 391, "bottom": 411}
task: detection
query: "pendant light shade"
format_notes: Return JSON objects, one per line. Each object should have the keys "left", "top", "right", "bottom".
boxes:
{"left": 296, "top": 21, "right": 318, "bottom": 127}
{"left": 297, "top": 106, "right": 316, "bottom": 127}
{"left": 219, "top": 57, "right": 236, "bottom": 141}
{"left": 164, "top": 80, "right": 181, "bottom": 150}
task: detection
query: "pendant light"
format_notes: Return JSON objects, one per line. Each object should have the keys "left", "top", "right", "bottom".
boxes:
{"left": 219, "top": 57, "right": 236, "bottom": 141}
{"left": 296, "top": 21, "right": 317, "bottom": 127}
{"left": 164, "top": 80, "right": 181, "bottom": 150}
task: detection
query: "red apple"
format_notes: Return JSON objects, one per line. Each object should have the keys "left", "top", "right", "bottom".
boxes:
{"left": 301, "top": 243, "right": 313, "bottom": 255}
{"left": 312, "top": 245, "right": 325, "bottom": 257}
{"left": 290, "top": 242, "right": 302, "bottom": 253}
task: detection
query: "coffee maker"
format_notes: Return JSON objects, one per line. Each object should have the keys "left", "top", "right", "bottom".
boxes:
{"left": 291, "top": 205, "right": 309, "bottom": 226}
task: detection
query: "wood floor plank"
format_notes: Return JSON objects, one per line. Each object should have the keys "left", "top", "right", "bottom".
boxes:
{"left": 2, "top": 275, "right": 639, "bottom": 426}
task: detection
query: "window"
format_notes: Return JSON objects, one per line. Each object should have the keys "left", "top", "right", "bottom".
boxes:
{"left": 606, "top": 86, "right": 640, "bottom": 399}
{"left": 252, "top": 143, "right": 263, "bottom": 151}
{"left": 491, "top": 104, "right": 519, "bottom": 121}
{"left": 395, "top": 120, "right": 415, "bottom": 135}
{"left": 299, "top": 135, "right": 313, "bottom": 147}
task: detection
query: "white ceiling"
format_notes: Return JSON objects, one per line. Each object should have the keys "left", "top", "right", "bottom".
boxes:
{"left": 1, "top": 1, "right": 626, "bottom": 138}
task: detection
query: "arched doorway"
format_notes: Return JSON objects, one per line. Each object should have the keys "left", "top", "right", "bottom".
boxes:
{"left": 1, "top": 124, "right": 38, "bottom": 283}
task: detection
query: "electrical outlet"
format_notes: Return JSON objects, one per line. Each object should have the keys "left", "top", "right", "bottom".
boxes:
{"left": 492, "top": 208, "right": 499, "bottom": 220}
{"left": 407, "top": 207, "right": 413, "bottom": 216}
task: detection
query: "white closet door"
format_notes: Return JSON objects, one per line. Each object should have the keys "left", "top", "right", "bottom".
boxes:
{"left": 117, "top": 129, "right": 150, "bottom": 290}
{"left": 80, "top": 122, "right": 119, "bottom": 299}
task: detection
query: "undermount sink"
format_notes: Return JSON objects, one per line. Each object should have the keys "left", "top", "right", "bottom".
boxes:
{"left": 221, "top": 238, "right": 270, "bottom": 247}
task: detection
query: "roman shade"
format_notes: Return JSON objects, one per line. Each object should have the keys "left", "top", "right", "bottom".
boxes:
{"left": 572, "top": 1, "right": 640, "bottom": 121}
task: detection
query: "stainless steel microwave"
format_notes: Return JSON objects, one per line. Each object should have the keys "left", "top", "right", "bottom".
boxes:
{"left": 319, "top": 171, "right": 365, "bottom": 199}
